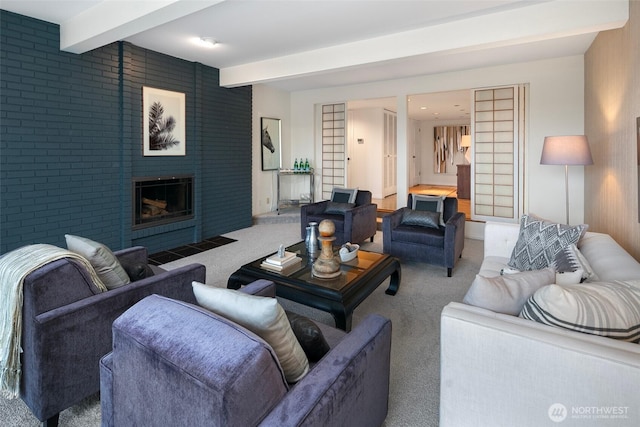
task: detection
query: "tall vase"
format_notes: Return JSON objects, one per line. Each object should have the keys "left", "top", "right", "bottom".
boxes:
{"left": 306, "top": 221, "right": 319, "bottom": 254}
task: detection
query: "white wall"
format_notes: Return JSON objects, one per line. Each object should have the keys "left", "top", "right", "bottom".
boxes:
{"left": 252, "top": 85, "right": 290, "bottom": 215}
{"left": 254, "top": 55, "right": 585, "bottom": 223}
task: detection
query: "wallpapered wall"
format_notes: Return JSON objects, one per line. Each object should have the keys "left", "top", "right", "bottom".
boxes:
{"left": 0, "top": 10, "right": 253, "bottom": 254}
{"left": 584, "top": 0, "right": 640, "bottom": 260}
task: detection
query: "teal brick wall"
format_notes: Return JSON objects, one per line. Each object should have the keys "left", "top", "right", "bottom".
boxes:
{"left": 0, "top": 10, "right": 253, "bottom": 254}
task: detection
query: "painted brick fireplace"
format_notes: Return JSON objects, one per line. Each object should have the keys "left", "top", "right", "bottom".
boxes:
{"left": 1, "top": 10, "right": 253, "bottom": 254}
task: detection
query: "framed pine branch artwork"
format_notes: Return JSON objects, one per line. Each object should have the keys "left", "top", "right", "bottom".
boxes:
{"left": 143, "top": 87, "right": 186, "bottom": 156}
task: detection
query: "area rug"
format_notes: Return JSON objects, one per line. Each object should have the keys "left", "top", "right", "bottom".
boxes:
{"left": 0, "top": 222, "right": 482, "bottom": 426}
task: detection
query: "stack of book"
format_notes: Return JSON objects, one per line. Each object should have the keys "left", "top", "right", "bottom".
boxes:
{"left": 260, "top": 251, "right": 302, "bottom": 272}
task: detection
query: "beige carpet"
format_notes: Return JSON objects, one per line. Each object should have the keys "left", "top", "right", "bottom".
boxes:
{"left": 0, "top": 222, "right": 483, "bottom": 426}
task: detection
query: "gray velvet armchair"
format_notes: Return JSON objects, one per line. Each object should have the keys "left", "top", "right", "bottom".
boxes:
{"left": 100, "top": 280, "right": 392, "bottom": 427}
{"left": 382, "top": 195, "right": 465, "bottom": 276}
{"left": 300, "top": 190, "right": 377, "bottom": 246}
{"left": 20, "top": 246, "right": 205, "bottom": 426}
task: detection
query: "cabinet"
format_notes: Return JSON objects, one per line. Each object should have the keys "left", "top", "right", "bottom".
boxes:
{"left": 456, "top": 164, "right": 470, "bottom": 199}
{"left": 277, "top": 169, "right": 314, "bottom": 214}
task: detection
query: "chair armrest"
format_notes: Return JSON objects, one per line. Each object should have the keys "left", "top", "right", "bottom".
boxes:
{"left": 344, "top": 203, "right": 378, "bottom": 243}
{"left": 444, "top": 212, "right": 465, "bottom": 266}
{"left": 347, "top": 202, "right": 377, "bottom": 217}
{"left": 35, "top": 263, "right": 205, "bottom": 326}
{"left": 382, "top": 208, "right": 407, "bottom": 230}
{"left": 239, "top": 279, "right": 276, "bottom": 297}
{"left": 300, "top": 201, "right": 330, "bottom": 239}
{"left": 100, "top": 353, "right": 114, "bottom": 427}
{"left": 260, "top": 314, "right": 392, "bottom": 427}
{"left": 301, "top": 200, "right": 329, "bottom": 216}
{"left": 382, "top": 208, "right": 408, "bottom": 248}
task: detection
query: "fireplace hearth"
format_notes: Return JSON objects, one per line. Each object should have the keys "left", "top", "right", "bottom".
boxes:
{"left": 133, "top": 175, "right": 193, "bottom": 229}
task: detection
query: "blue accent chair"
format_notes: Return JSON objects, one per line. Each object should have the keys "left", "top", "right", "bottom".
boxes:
{"left": 382, "top": 195, "right": 465, "bottom": 276}
{"left": 300, "top": 190, "right": 377, "bottom": 246}
{"left": 100, "top": 280, "right": 392, "bottom": 427}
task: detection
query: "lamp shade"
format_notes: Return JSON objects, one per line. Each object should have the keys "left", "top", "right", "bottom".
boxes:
{"left": 540, "top": 135, "right": 593, "bottom": 165}
{"left": 460, "top": 135, "right": 471, "bottom": 148}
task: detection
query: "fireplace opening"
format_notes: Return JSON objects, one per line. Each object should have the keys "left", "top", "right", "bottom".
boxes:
{"left": 133, "top": 175, "right": 193, "bottom": 229}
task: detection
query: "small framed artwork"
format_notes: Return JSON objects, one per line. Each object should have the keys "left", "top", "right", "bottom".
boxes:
{"left": 143, "top": 86, "right": 186, "bottom": 156}
{"left": 261, "top": 117, "right": 282, "bottom": 171}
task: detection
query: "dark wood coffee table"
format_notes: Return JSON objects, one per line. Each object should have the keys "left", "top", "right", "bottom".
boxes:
{"left": 227, "top": 241, "right": 401, "bottom": 331}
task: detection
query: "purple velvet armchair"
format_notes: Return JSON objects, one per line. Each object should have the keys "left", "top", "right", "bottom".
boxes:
{"left": 20, "top": 246, "right": 205, "bottom": 426}
{"left": 300, "top": 190, "right": 377, "bottom": 246}
{"left": 100, "top": 281, "right": 392, "bottom": 427}
{"left": 382, "top": 195, "right": 465, "bottom": 276}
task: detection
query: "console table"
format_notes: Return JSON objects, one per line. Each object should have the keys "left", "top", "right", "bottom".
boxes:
{"left": 277, "top": 169, "right": 314, "bottom": 214}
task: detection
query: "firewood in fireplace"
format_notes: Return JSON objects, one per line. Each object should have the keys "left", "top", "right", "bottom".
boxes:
{"left": 142, "top": 198, "right": 167, "bottom": 209}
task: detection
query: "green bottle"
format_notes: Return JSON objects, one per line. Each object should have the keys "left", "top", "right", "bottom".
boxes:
{"left": 293, "top": 158, "right": 298, "bottom": 172}
{"left": 304, "top": 158, "right": 310, "bottom": 172}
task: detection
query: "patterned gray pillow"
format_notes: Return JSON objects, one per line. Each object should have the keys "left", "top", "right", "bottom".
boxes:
{"left": 401, "top": 210, "right": 441, "bottom": 229}
{"left": 508, "top": 215, "right": 587, "bottom": 271}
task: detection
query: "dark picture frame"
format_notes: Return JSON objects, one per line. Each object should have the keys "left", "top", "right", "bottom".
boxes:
{"left": 143, "top": 86, "right": 186, "bottom": 156}
{"left": 261, "top": 117, "right": 281, "bottom": 171}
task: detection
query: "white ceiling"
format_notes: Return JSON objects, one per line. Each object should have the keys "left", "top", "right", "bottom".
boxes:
{"left": 1, "top": 0, "right": 629, "bottom": 120}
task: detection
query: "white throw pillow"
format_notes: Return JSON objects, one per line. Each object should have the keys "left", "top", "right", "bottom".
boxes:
{"left": 520, "top": 280, "right": 640, "bottom": 343}
{"left": 463, "top": 268, "right": 555, "bottom": 315}
{"left": 65, "top": 234, "right": 130, "bottom": 289}
{"left": 192, "top": 282, "right": 309, "bottom": 383}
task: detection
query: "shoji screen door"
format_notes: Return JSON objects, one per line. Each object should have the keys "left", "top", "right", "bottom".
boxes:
{"left": 321, "top": 103, "right": 346, "bottom": 200}
{"left": 471, "top": 85, "right": 526, "bottom": 222}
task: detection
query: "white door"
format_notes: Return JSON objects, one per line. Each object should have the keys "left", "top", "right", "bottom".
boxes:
{"left": 346, "top": 110, "right": 369, "bottom": 190}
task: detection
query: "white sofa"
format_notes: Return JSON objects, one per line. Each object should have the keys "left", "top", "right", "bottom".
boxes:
{"left": 440, "top": 221, "right": 640, "bottom": 427}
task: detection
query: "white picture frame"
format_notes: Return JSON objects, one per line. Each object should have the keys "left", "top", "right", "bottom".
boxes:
{"left": 143, "top": 86, "right": 186, "bottom": 156}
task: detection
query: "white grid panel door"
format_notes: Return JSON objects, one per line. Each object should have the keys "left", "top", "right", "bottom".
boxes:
{"left": 321, "top": 103, "right": 346, "bottom": 200}
{"left": 472, "top": 85, "right": 525, "bottom": 222}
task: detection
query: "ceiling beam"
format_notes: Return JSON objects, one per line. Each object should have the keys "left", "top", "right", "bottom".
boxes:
{"left": 220, "top": 0, "right": 628, "bottom": 87}
{"left": 60, "top": 0, "right": 224, "bottom": 54}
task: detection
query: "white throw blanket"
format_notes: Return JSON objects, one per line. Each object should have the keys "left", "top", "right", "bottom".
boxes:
{"left": 0, "top": 244, "right": 107, "bottom": 398}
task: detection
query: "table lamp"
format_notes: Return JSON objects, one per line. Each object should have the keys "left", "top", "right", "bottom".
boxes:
{"left": 461, "top": 135, "right": 471, "bottom": 164}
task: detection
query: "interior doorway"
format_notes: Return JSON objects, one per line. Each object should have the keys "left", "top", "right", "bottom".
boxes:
{"left": 345, "top": 89, "right": 471, "bottom": 208}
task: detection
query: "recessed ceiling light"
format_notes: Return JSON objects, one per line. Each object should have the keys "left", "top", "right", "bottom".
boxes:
{"left": 420, "top": 106, "right": 427, "bottom": 110}
{"left": 196, "top": 37, "right": 217, "bottom": 48}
